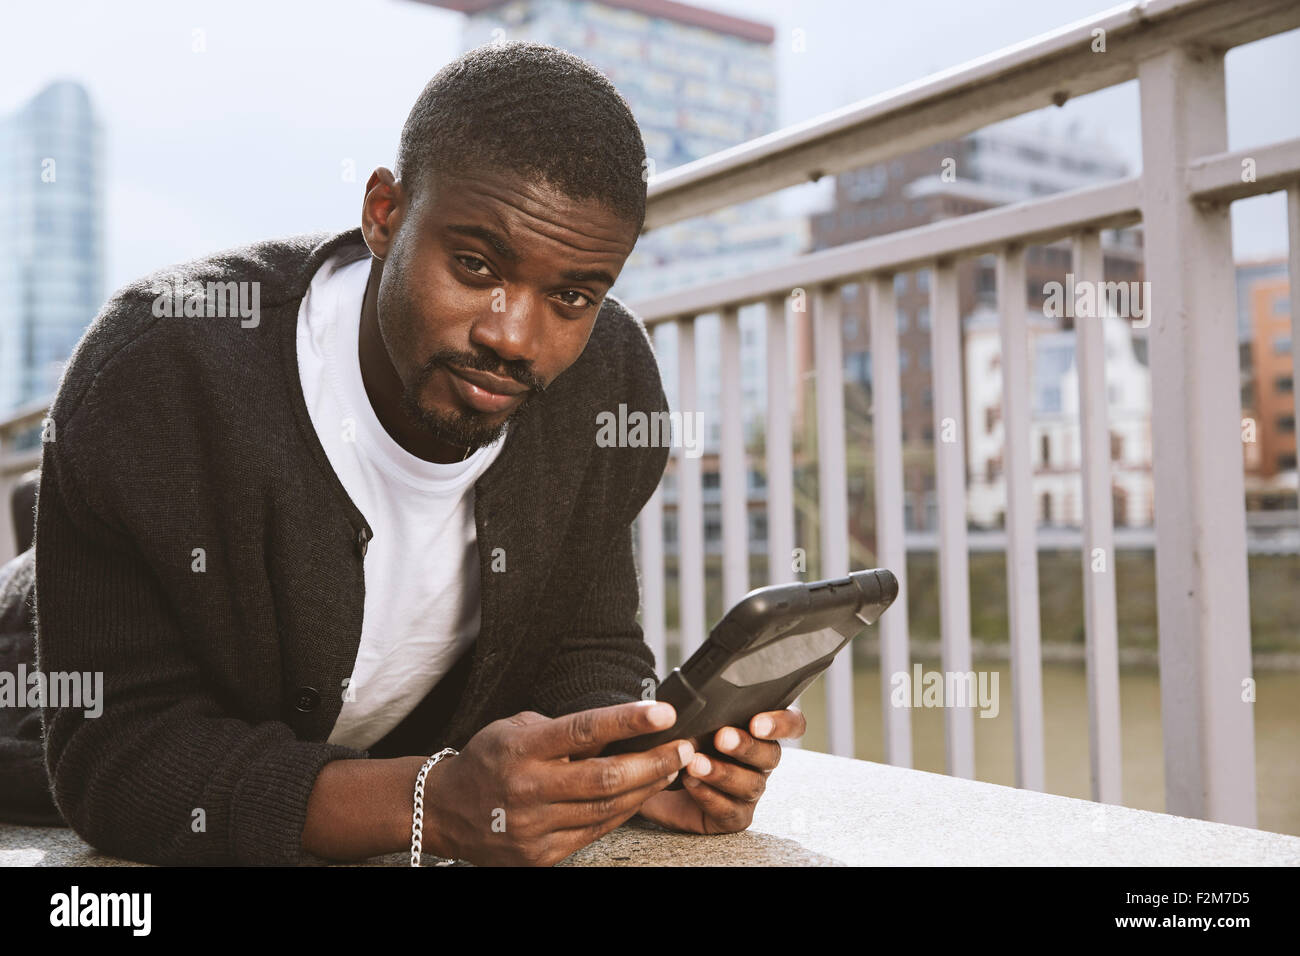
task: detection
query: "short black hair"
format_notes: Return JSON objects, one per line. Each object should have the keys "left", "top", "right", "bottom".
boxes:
{"left": 395, "top": 41, "right": 648, "bottom": 235}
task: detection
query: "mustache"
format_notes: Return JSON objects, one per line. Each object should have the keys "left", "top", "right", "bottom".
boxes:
{"left": 417, "top": 348, "right": 547, "bottom": 393}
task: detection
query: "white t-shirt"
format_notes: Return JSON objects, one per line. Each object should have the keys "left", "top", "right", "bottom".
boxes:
{"left": 296, "top": 247, "right": 507, "bottom": 750}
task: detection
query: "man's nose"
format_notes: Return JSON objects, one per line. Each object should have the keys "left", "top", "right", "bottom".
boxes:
{"left": 469, "top": 293, "right": 544, "bottom": 367}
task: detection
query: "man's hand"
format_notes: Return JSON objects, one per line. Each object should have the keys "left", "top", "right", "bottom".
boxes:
{"left": 634, "top": 707, "right": 806, "bottom": 835}
{"left": 419, "top": 700, "right": 694, "bottom": 866}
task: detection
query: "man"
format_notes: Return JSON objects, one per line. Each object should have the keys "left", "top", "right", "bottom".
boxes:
{"left": 13, "top": 41, "right": 805, "bottom": 866}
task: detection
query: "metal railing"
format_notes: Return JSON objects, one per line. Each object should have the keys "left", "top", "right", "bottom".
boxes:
{"left": 627, "top": 0, "right": 1300, "bottom": 828}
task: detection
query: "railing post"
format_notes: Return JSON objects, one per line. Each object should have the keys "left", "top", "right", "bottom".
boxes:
{"left": 930, "top": 260, "right": 975, "bottom": 779}
{"left": 1138, "top": 45, "right": 1256, "bottom": 826}
{"left": 637, "top": 483, "right": 667, "bottom": 676}
{"left": 1288, "top": 185, "right": 1300, "bottom": 546}
{"left": 676, "top": 317, "right": 707, "bottom": 658}
{"left": 867, "top": 273, "right": 913, "bottom": 768}
{"left": 814, "top": 283, "right": 854, "bottom": 757}
{"left": 719, "top": 306, "right": 749, "bottom": 607}
{"left": 996, "top": 243, "right": 1046, "bottom": 792}
{"left": 765, "top": 295, "right": 796, "bottom": 588}
{"left": 1072, "top": 229, "right": 1124, "bottom": 806}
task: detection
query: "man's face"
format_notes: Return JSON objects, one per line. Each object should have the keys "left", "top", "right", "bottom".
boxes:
{"left": 367, "top": 166, "right": 640, "bottom": 453}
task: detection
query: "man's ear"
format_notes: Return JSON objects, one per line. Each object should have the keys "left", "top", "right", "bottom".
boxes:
{"left": 361, "top": 167, "right": 404, "bottom": 259}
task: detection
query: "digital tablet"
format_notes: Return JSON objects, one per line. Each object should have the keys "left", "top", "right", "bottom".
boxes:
{"left": 604, "top": 568, "right": 898, "bottom": 780}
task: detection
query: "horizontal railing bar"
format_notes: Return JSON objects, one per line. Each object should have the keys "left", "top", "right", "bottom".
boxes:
{"left": 641, "top": 0, "right": 1300, "bottom": 230}
{"left": 632, "top": 178, "right": 1141, "bottom": 324}
{"left": 0, "top": 398, "right": 52, "bottom": 438}
{"left": 1186, "top": 137, "right": 1300, "bottom": 203}
{"left": 0, "top": 448, "right": 42, "bottom": 477}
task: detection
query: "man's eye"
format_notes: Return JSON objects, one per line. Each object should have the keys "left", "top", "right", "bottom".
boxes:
{"left": 456, "top": 255, "right": 494, "bottom": 277}
{"left": 556, "top": 290, "right": 596, "bottom": 308}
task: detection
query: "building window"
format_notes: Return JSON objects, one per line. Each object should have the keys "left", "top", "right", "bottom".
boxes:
{"left": 916, "top": 269, "right": 930, "bottom": 292}
{"left": 917, "top": 305, "right": 931, "bottom": 331}
{"left": 1041, "top": 434, "right": 1051, "bottom": 466}
{"left": 897, "top": 308, "right": 909, "bottom": 333}
{"left": 923, "top": 386, "right": 932, "bottom": 409}
{"left": 1279, "top": 453, "right": 1297, "bottom": 470}
{"left": 844, "top": 350, "right": 871, "bottom": 386}
{"left": 900, "top": 349, "right": 910, "bottom": 371}
{"left": 1275, "top": 336, "right": 1293, "bottom": 355}
{"left": 1279, "top": 414, "right": 1296, "bottom": 434}
{"left": 1041, "top": 492, "right": 1053, "bottom": 524}
{"left": 1110, "top": 432, "right": 1123, "bottom": 460}
{"left": 985, "top": 455, "right": 1000, "bottom": 483}
{"left": 894, "top": 273, "right": 908, "bottom": 295}
{"left": 1276, "top": 375, "right": 1294, "bottom": 393}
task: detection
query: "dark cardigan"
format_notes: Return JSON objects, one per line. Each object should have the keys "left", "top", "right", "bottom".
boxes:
{"left": 7, "top": 227, "right": 669, "bottom": 864}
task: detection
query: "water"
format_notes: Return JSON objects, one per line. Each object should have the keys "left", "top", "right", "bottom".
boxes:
{"left": 793, "top": 661, "right": 1300, "bottom": 837}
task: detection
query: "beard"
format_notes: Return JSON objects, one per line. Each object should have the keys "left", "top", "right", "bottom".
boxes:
{"left": 399, "top": 346, "right": 543, "bottom": 454}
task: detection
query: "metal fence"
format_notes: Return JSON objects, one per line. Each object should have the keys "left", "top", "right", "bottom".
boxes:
{"left": 626, "top": 0, "right": 1300, "bottom": 827}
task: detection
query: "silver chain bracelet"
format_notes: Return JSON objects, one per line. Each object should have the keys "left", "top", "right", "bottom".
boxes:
{"left": 411, "top": 747, "right": 459, "bottom": 867}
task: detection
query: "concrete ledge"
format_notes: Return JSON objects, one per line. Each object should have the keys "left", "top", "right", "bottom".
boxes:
{"left": 2, "top": 748, "right": 1298, "bottom": 866}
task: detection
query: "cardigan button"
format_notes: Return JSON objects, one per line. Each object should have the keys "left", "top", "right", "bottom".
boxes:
{"left": 356, "top": 527, "right": 370, "bottom": 558}
{"left": 294, "top": 687, "right": 321, "bottom": 713}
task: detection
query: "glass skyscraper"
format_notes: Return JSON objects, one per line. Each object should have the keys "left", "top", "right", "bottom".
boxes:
{"left": 0, "top": 80, "right": 105, "bottom": 416}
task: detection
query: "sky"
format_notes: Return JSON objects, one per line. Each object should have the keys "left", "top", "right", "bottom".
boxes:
{"left": 1, "top": 0, "right": 1296, "bottom": 294}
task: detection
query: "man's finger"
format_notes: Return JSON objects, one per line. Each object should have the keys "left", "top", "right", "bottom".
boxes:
{"left": 713, "top": 725, "right": 782, "bottom": 773}
{"left": 547, "top": 738, "right": 694, "bottom": 801}
{"left": 526, "top": 700, "right": 677, "bottom": 760}
{"left": 684, "top": 750, "right": 767, "bottom": 803}
{"left": 547, "top": 771, "right": 679, "bottom": 830}
{"left": 749, "top": 707, "right": 806, "bottom": 740}
{"left": 679, "top": 776, "right": 753, "bottom": 834}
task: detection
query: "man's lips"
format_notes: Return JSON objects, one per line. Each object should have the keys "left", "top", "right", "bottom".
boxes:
{"left": 445, "top": 364, "right": 530, "bottom": 414}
